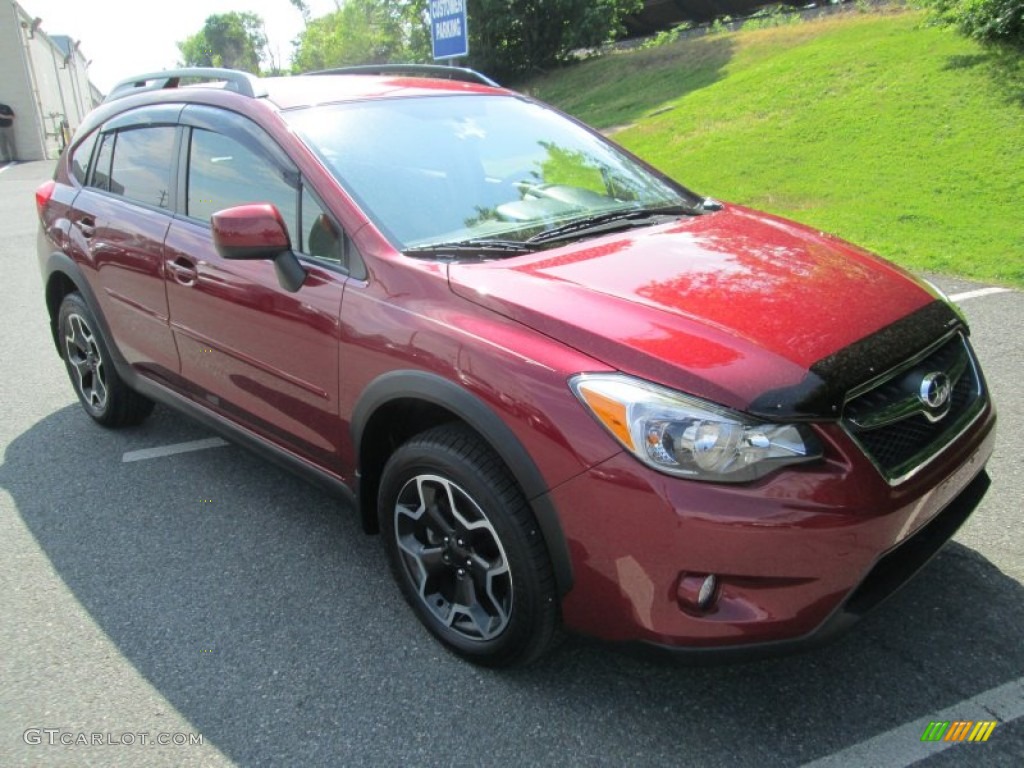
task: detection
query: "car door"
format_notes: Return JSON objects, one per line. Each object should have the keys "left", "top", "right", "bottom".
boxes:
{"left": 163, "top": 105, "right": 348, "bottom": 470}
{"left": 69, "top": 105, "right": 183, "bottom": 382}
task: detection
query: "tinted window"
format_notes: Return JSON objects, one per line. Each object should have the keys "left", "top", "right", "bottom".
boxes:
{"left": 187, "top": 128, "right": 297, "bottom": 234}
{"left": 91, "top": 133, "right": 114, "bottom": 192}
{"left": 107, "top": 126, "right": 176, "bottom": 208}
{"left": 285, "top": 95, "right": 697, "bottom": 249}
{"left": 70, "top": 130, "right": 98, "bottom": 186}
{"left": 299, "top": 186, "right": 342, "bottom": 264}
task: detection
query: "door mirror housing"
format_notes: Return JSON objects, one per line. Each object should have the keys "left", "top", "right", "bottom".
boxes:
{"left": 211, "top": 203, "right": 291, "bottom": 259}
{"left": 211, "top": 204, "right": 306, "bottom": 292}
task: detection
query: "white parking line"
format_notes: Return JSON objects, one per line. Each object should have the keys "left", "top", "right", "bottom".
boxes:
{"left": 122, "top": 437, "right": 229, "bottom": 463}
{"left": 949, "top": 287, "right": 1012, "bottom": 302}
{"left": 800, "top": 676, "right": 1024, "bottom": 768}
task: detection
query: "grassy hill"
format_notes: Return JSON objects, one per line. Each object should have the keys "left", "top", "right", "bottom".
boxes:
{"left": 528, "top": 8, "right": 1024, "bottom": 286}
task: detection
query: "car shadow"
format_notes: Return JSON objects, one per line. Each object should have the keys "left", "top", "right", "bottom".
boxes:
{"left": 2, "top": 405, "right": 1021, "bottom": 766}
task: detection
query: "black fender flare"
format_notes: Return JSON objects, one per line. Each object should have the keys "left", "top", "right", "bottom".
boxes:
{"left": 42, "top": 251, "right": 130, "bottom": 372}
{"left": 352, "top": 370, "right": 574, "bottom": 596}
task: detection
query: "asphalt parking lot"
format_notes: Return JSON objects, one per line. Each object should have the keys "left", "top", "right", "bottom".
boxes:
{"left": 1, "top": 160, "right": 1021, "bottom": 767}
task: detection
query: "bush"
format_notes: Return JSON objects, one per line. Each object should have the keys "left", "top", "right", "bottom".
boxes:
{"left": 640, "top": 22, "right": 694, "bottom": 50}
{"left": 709, "top": 16, "right": 735, "bottom": 35}
{"left": 923, "top": 0, "right": 1024, "bottom": 47}
{"left": 743, "top": 6, "right": 801, "bottom": 31}
{"left": 466, "top": 0, "right": 643, "bottom": 82}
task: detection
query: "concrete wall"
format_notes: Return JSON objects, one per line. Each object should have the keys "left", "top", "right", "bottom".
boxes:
{"left": 0, "top": 1, "right": 46, "bottom": 160}
{"left": 0, "top": 0, "right": 100, "bottom": 161}
{"left": 52, "top": 36, "right": 96, "bottom": 123}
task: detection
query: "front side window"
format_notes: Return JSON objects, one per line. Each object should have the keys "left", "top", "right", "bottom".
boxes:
{"left": 285, "top": 95, "right": 699, "bottom": 249}
{"left": 107, "top": 126, "right": 176, "bottom": 208}
{"left": 299, "top": 186, "right": 342, "bottom": 263}
{"left": 187, "top": 128, "right": 298, "bottom": 235}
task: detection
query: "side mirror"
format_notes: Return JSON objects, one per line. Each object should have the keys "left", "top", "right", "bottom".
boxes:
{"left": 211, "top": 204, "right": 306, "bottom": 292}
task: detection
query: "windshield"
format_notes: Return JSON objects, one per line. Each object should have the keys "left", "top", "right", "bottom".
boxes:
{"left": 285, "top": 95, "right": 699, "bottom": 250}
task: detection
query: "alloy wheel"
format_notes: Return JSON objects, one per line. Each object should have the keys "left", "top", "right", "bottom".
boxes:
{"left": 393, "top": 474, "right": 513, "bottom": 641}
{"left": 64, "top": 312, "right": 108, "bottom": 411}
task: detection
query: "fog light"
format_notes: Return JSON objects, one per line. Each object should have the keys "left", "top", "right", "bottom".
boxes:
{"left": 697, "top": 574, "right": 717, "bottom": 608}
{"left": 676, "top": 572, "right": 719, "bottom": 614}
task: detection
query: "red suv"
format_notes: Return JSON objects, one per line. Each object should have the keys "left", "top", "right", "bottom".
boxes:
{"left": 36, "top": 66, "right": 996, "bottom": 666}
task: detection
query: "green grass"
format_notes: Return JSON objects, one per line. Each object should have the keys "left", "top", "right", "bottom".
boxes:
{"left": 528, "top": 9, "right": 1024, "bottom": 286}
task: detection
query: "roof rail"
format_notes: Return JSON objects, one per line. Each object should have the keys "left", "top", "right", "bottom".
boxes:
{"left": 309, "top": 64, "right": 499, "bottom": 88}
{"left": 104, "top": 68, "right": 267, "bottom": 103}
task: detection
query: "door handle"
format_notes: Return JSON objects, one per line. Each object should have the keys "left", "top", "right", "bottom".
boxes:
{"left": 74, "top": 215, "right": 95, "bottom": 239}
{"left": 167, "top": 256, "right": 198, "bottom": 285}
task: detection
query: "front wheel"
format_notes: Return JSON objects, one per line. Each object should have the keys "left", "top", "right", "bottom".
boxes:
{"left": 379, "top": 424, "right": 560, "bottom": 666}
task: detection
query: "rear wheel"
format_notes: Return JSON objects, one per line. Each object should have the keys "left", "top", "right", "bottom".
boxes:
{"left": 58, "top": 292, "right": 154, "bottom": 427}
{"left": 379, "top": 424, "right": 559, "bottom": 666}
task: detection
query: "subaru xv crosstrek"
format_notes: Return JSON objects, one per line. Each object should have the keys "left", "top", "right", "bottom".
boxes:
{"left": 36, "top": 65, "right": 996, "bottom": 666}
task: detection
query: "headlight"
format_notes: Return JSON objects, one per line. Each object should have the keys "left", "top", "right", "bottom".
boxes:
{"left": 569, "top": 373, "right": 823, "bottom": 483}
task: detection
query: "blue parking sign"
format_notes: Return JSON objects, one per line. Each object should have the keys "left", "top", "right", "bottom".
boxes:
{"left": 429, "top": 0, "right": 469, "bottom": 60}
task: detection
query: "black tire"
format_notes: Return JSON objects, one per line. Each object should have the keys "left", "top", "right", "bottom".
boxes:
{"left": 57, "top": 292, "right": 154, "bottom": 428}
{"left": 378, "top": 423, "right": 560, "bottom": 667}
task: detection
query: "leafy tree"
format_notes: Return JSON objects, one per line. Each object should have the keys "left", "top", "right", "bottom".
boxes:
{"left": 291, "top": 1, "right": 639, "bottom": 82}
{"left": 290, "top": 0, "right": 312, "bottom": 26}
{"left": 292, "top": 1, "right": 430, "bottom": 72}
{"left": 178, "top": 12, "right": 269, "bottom": 74}
{"left": 464, "top": 0, "right": 643, "bottom": 82}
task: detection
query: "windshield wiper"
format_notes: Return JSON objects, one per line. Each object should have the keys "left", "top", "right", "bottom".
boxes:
{"left": 403, "top": 237, "right": 536, "bottom": 257}
{"left": 525, "top": 205, "right": 693, "bottom": 246}
{"left": 402, "top": 205, "right": 694, "bottom": 255}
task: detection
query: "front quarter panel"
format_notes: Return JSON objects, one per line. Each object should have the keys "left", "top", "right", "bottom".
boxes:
{"left": 339, "top": 250, "right": 622, "bottom": 490}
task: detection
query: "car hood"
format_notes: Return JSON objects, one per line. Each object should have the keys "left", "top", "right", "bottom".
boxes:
{"left": 448, "top": 205, "right": 958, "bottom": 419}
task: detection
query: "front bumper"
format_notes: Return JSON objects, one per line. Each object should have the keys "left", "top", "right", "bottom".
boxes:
{"left": 640, "top": 468, "right": 991, "bottom": 662}
{"left": 550, "top": 401, "right": 996, "bottom": 655}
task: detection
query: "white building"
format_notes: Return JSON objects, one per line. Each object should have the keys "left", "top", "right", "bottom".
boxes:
{"left": 1, "top": 0, "right": 101, "bottom": 161}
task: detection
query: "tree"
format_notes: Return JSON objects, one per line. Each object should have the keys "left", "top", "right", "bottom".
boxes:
{"left": 464, "top": 0, "right": 643, "bottom": 82}
{"left": 290, "top": 0, "right": 313, "bottom": 26}
{"left": 178, "top": 12, "right": 269, "bottom": 74}
{"left": 290, "top": 1, "right": 639, "bottom": 82}
{"left": 292, "top": 1, "right": 430, "bottom": 72}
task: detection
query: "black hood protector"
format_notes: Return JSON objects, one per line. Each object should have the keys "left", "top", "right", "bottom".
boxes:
{"left": 748, "top": 301, "right": 964, "bottom": 421}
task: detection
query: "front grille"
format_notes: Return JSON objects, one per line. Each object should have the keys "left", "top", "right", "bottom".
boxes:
{"left": 842, "top": 333, "right": 985, "bottom": 483}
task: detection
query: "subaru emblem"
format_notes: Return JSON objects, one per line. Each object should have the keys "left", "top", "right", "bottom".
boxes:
{"left": 919, "top": 372, "right": 952, "bottom": 410}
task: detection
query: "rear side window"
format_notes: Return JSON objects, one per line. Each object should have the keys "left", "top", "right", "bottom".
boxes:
{"left": 187, "top": 128, "right": 298, "bottom": 234}
{"left": 91, "top": 133, "right": 114, "bottom": 192}
{"left": 106, "top": 126, "right": 177, "bottom": 208}
{"left": 70, "top": 130, "right": 99, "bottom": 186}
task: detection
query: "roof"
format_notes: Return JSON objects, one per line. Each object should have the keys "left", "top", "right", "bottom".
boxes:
{"left": 262, "top": 74, "right": 503, "bottom": 111}
{"left": 103, "top": 66, "right": 504, "bottom": 109}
